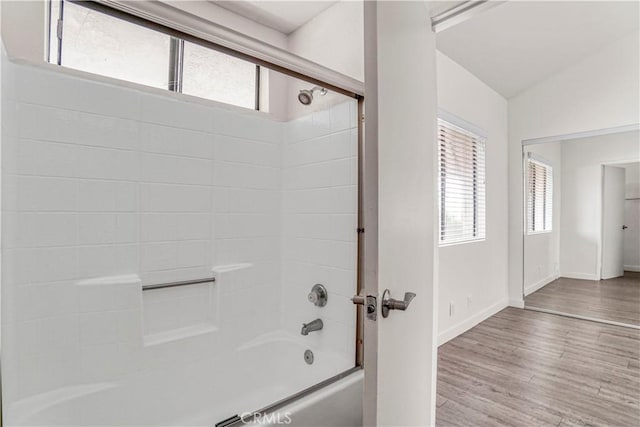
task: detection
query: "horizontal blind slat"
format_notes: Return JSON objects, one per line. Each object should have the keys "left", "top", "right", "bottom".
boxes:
{"left": 438, "top": 118, "right": 486, "bottom": 245}
{"left": 526, "top": 157, "right": 553, "bottom": 233}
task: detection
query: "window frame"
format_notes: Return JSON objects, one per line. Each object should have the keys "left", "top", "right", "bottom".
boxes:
{"left": 48, "top": 0, "right": 262, "bottom": 111}
{"left": 526, "top": 154, "right": 553, "bottom": 235}
{"left": 437, "top": 111, "right": 487, "bottom": 247}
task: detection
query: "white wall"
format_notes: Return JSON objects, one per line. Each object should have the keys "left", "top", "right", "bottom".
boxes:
{"left": 436, "top": 52, "right": 509, "bottom": 344}
{"left": 559, "top": 131, "right": 639, "bottom": 279}
{"left": 288, "top": 1, "right": 364, "bottom": 82}
{"left": 523, "top": 142, "right": 562, "bottom": 295}
{"left": 162, "top": 1, "right": 288, "bottom": 49}
{"left": 285, "top": 1, "right": 364, "bottom": 121}
{"left": 623, "top": 162, "right": 640, "bottom": 271}
{"left": 508, "top": 31, "right": 640, "bottom": 304}
{"left": 0, "top": 0, "right": 46, "bottom": 62}
{"left": 624, "top": 162, "right": 640, "bottom": 199}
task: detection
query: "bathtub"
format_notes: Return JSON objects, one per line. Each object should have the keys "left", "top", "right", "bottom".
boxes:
{"left": 249, "top": 369, "right": 363, "bottom": 427}
{"left": 5, "top": 330, "right": 362, "bottom": 427}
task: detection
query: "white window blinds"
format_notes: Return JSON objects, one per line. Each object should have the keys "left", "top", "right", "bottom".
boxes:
{"left": 438, "top": 118, "right": 486, "bottom": 245}
{"left": 526, "top": 157, "right": 553, "bottom": 233}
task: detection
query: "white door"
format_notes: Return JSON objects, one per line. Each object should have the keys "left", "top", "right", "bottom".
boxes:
{"left": 601, "top": 166, "right": 626, "bottom": 279}
{"left": 361, "top": 2, "right": 438, "bottom": 426}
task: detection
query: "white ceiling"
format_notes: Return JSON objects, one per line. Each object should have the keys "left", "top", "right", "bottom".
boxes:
{"left": 436, "top": 1, "right": 640, "bottom": 99}
{"left": 213, "top": 1, "right": 338, "bottom": 34}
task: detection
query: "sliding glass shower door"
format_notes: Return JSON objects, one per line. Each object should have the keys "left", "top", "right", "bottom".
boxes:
{"left": 1, "top": 6, "right": 360, "bottom": 422}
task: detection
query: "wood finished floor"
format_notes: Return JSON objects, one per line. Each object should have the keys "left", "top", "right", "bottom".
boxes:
{"left": 524, "top": 272, "right": 640, "bottom": 326}
{"left": 435, "top": 307, "right": 640, "bottom": 427}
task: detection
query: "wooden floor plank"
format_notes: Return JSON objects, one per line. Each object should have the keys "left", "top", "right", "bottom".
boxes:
{"left": 525, "top": 272, "right": 640, "bottom": 326}
{"left": 436, "top": 307, "right": 640, "bottom": 427}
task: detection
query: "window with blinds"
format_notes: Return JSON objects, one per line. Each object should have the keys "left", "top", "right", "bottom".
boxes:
{"left": 438, "top": 118, "right": 486, "bottom": 246}
{"left": 526, "top": 157, "right": 553, "bottom": 234}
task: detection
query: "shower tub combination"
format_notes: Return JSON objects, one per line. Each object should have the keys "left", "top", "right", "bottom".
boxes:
{"left": 8, "top": 330, "right": 363, "bottom": 426}
{"left": 0, "top": 3, "right": 364, "bottom": 426}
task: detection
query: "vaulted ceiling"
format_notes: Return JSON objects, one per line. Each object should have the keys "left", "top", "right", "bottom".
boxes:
{"left": 436, "top": 1, "right": 640, "bottom": 98}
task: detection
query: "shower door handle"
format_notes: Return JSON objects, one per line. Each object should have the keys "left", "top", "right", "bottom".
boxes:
{"left": 381, "top": 289, "right": 416, "bottom": 318}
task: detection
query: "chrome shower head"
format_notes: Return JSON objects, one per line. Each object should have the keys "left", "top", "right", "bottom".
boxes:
{"left": 298, "top": 89, "right": 314, "bottom": 105}
{"left": 297, "top": 86, "right": 327, "bottom": 105}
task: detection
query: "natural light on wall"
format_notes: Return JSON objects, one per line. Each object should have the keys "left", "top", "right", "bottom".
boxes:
{"left": 48, "top": 0, "right": 262, "bottom": 111}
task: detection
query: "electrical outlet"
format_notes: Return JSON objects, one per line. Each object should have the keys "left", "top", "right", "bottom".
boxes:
{"left": 467, "top": 294, "right": 472, "bottom": 308}
{"left": 449, "top": 301, "right": 455, "bottom": 317}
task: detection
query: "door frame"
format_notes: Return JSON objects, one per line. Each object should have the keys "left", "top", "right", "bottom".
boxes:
{"left": 361, "top": 2, "right": 440, "bottom": 426}
{"left": 599, "top": 158, "right": 640, "bottom": 279}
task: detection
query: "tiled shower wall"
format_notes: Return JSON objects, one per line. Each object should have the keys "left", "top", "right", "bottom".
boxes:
{"left": 1, "top": 61, "right": 283, "bottom": 402}
{"left": 282, "top": 102, "right": 358, "bottom": 363}
{"left": 1, "top": 58, "right": 357, "bottom": 406}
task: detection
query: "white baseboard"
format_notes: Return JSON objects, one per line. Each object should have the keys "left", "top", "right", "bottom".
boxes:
{"left": 624, "top": 265, "right": 640, "bottom": 272}
{"left": 559, "top": 272, "right": 599, "bottom": 281}
{"left": 524, "top": 306, "right": 640, "bottom": 330}
{"left": 524, "top": 273, "right": 558, "bottom": 296}
{"left": 438, "top": 298, "right": 509, "bottom": 346}
{"left": 509, "top": 299, "right": 525, "bottom": 308}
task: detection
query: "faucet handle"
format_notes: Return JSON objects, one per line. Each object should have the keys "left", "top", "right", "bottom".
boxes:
{"left": 308, "top": 284, "right": 328, "bottom": 307}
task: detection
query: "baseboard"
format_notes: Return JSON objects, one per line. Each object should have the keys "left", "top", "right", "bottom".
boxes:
{"left": 624, "top": 265, "right": 640, "bottom": 272}
{"left": 438, "top": 298, "right": 509, "bottom": 346}
{"left": 524, "top": 306, "right": 640, "bottom": 330}
{"left": 509, "top": 299, "right": 525, "bottom": 309}
{"left": 524, "top": 273, "right": 559, "bottom": 296}
{"left": 559, "top": 272, "right": 599, "bottom": 281}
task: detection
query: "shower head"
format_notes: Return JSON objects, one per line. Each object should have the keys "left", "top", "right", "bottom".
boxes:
{"left": 297, "top": 86, "right": 327, "bottom": 105}
{"left": 298, "top": 90, "right": 313, "bottom": 105}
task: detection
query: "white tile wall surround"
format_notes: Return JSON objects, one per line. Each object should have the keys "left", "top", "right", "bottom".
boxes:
{"left": 281, "top": 100, "right": 358, "bottom": 362}
{"left": 76, "top": 274, "right": 142, "bottom": 312}
{"left": 4, "top": 212, "right": 78, "bottom": 248}
{"left": 78, "top": 213, "right": 136, "bottom": 245}
{"left": 140, "top": 153, "right": 212, "bottom": 185}
{"left": 8, "top": 139, "right": 77, "bottom": 177}
{"left": 78, "top": 181, "right": 136, "bottom": 212}
{"left": 142, "top": 281, "right": 217, "bottom": 339}
{"left": 2, "top": 59, "right": 358, "bottom": 425}
{"left": 13, "top": 176, "right": 78, "bottom": 212}
{"left": 140, "top": 123, "right": 214, "bottom": 159}
{"left": 17, "top": 103, "right": 140, "bottom": 149}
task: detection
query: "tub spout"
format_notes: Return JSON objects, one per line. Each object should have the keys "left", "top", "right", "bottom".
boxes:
{"left": 301, "top": 319, "right": 323, "bottom": 336}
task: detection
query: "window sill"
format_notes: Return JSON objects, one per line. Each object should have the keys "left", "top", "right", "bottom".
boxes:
{"left": 439, "top": 238, "right": 486, "bottom": 248}
{"left": 527, "top": 230, "right": 553, "bottom": 236}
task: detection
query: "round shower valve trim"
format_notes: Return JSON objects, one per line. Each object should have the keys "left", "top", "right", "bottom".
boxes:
{"left": 308, "top": 284, "right": 328, "bottom": 307}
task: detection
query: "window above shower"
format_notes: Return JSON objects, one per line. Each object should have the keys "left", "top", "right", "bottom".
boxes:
{"left": 47, "top": 0, "right": 264, "bottom": 111}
